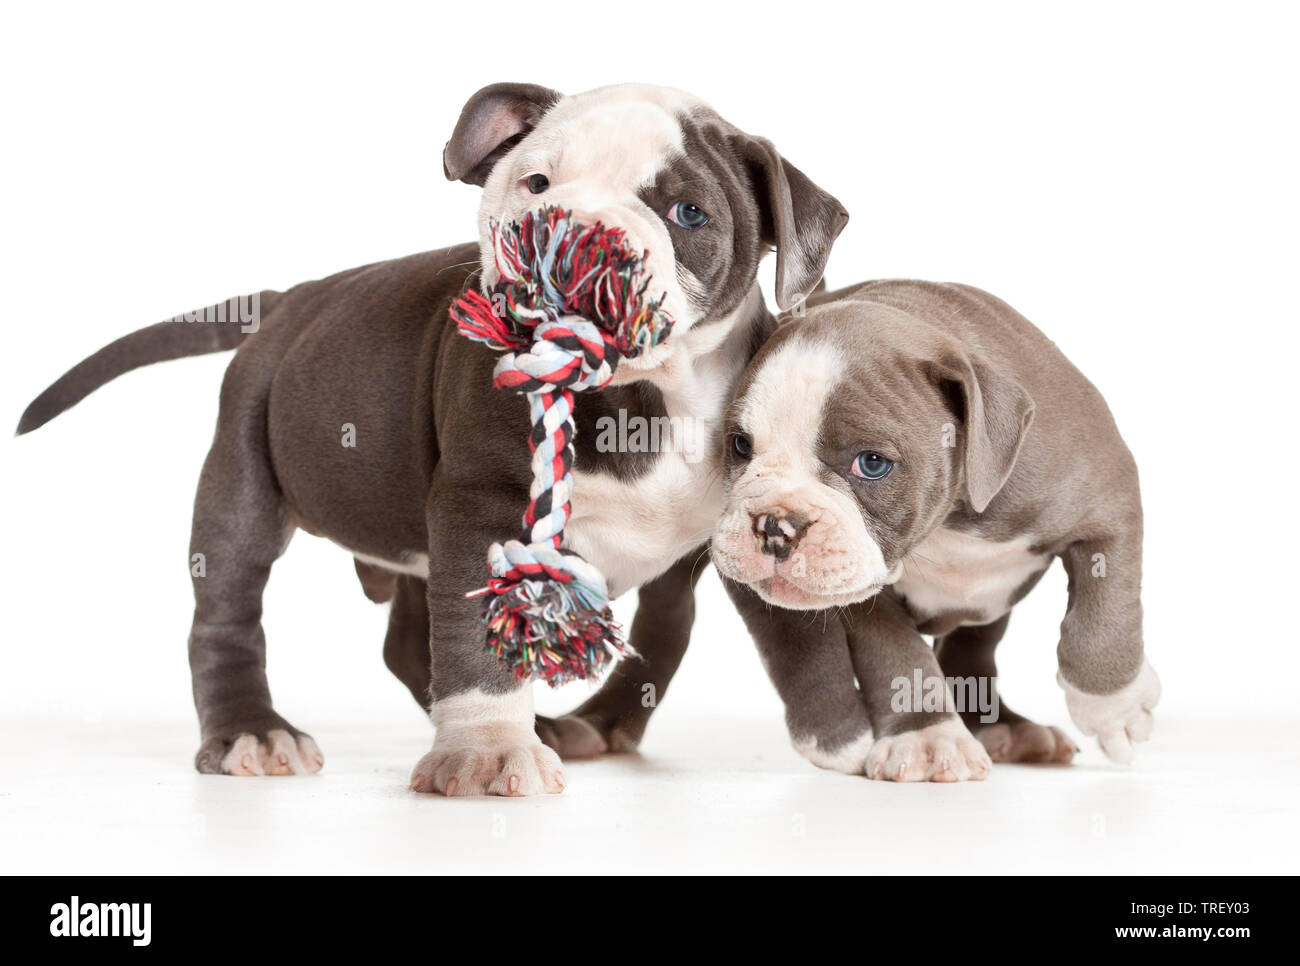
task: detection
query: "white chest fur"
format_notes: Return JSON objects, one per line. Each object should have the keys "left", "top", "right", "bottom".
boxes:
{"left": 893, "top": 528, "right": 1050, "bottom": 627}
{"left": 563, "top": 299, "right": 754, "bottom": 598}
{"left": 567, "top": 454, "right": 721, "bottom": 598}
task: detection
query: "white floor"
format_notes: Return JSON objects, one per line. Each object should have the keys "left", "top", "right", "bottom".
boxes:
{"left": 2, "top": 707, "right": 1294, "bottom": 875}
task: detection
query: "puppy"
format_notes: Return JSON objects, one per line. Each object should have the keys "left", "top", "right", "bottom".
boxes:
{"left": 712, "top": 281, "right": 1159, "bottom": 781}
{"left": 17, "top": 82, "right": 848, "bottom": 795}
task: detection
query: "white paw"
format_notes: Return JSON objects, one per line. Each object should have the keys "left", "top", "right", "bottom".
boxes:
{"left": 865, "top": 719, "right": 991, "bottom": 782}
{"left": 409, "top": 726, "right": 565, "bottom": 797}
{"left": 1058, "top": 658, "right": 1161, "bottom": 763}
{"left": 412, "top": 689, "right": 564, "bottom": 797}
{"left": 793, "top": 730, "right": 874, "bottom": 774}
{"left": 220, "top": 730, "right": 324, "bottom": 776}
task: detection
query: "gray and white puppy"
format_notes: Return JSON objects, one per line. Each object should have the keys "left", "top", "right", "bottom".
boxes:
{"left": 17, "top": 82, "right": 848, "bottom": 796}
{"left": 712, "top": 281, "right": 1160, "bottom": 781}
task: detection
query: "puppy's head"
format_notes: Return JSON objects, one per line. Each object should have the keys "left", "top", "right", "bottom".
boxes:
{"left": 443, "top": 82, "right": 848, "bottom": 376}
{"left": 711, "top": 301, "right": 1035, "bottom": 609}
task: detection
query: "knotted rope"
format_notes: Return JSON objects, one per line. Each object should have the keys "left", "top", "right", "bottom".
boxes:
{"left": 450, "top": 206, "right": 674, "bottom": 686}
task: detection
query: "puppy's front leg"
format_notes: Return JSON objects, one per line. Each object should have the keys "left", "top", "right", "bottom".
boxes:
{"left": 1057, "top": 535, "right": 1160, "bottom": 763}
{"left": 408, "top": 474, "right": 564, "bottom": 797}
{"left": 844, "top": 592, "right": 991, "bottom": 782}
{"left": 722, "top": 578, "right": 875, "bottom": 774}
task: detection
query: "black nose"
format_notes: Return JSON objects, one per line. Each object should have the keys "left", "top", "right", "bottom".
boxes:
{"left": 752, "top": 512, "right": 810, "bottom": 561}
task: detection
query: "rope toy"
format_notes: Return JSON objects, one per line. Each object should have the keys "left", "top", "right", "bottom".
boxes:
{"left": 450, "top": 206, "right": 675, "bottom": 686}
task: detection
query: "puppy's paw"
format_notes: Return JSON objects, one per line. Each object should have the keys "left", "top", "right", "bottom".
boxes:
{"left": 792, "top": 730, "right": 874, "bottom": 775}
{"left": 866, "top": 719, "right": 991, "bottom": 783}
{"left": 195, "top": 728, "right": 324, "bottom": 776}
{"left": 975, "top": 720, "right": 1077, "bottom": 764}
{"left": 410, "top": 725, "right": 565, "bottom": 797}
{"left": 536, "top": 713, "right": 647, "bottom": 759}
{"left": 1058, "top": 659, "right": 1161, "bottom": 763}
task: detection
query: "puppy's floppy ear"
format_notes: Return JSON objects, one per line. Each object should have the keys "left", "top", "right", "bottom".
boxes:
{"left": 444, "top": 82, "right": 561, "bottom": 186}
{"left": 931, "top": 349, "right": 1035, "bottom": 513}
{"left": 737, "top": 136, "right": 849, "bottom": 312}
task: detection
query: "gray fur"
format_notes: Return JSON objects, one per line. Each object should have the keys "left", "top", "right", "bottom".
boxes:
{"left": 16, "top": 83, "right": 849, "bottom": 780}
{"left": 719, "top": 280, "right": 1145, "bottom": 765}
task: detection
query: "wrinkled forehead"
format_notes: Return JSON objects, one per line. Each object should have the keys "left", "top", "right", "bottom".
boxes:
{"left": 516, "top": 85, "right": 706, "bottom": 189}
{"left": 734, "top": 313, "right": 943, "bottom": 450}
{"left": 823, "top": 314, "right": 952, "bottom": 448}
{"left": 734, "top": 331, "right": 848, "bottom": 450}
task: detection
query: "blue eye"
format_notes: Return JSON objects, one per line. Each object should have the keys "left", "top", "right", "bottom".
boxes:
{"left": 851, "top": 452, "right": 893, "bottom": 480}
{"left": 666, "top": 201, "right": 709, "bottom": 229}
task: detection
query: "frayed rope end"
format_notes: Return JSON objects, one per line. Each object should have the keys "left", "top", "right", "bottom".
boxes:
{"left": 469, "top": 574, "right": 628, "bottom": 688}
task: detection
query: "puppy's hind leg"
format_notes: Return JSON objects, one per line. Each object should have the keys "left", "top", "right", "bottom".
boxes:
{"left": 189, "top": 361, "right": 321, "bottom": 777}
{"left": 352, "top": 559, "right": 434, "bottom": 709}
{"left": 936, "top": 614, "right": 1077, "bottom": 764}
{"left": 381, "top": 575, "right": 433, "bottom": 712}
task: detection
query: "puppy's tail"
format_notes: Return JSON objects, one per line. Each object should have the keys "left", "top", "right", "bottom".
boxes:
{"left": 15, "top": 292, "right": 279, "bottom": 435}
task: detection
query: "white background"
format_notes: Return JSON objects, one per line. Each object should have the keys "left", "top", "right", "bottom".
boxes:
{"left": 1, "top": 1, "right": 1297, "bottom": 874}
